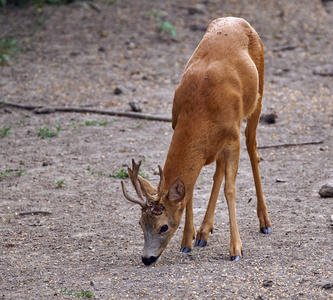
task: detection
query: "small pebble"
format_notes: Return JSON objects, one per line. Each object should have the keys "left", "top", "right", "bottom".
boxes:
{"left": 319, "top": 184, "right": 333, "bottom": 198}
{"left": 114, "top": 87, "right": 123, "bottom": 95}
{"left": 260, "top": 113, "right": 277, "bottom": 124}
{"left": 129, "top": 102, "right": 142, "bottom": 112}
{"left": 262, "top": 280, "right": 274, "bottom": 287}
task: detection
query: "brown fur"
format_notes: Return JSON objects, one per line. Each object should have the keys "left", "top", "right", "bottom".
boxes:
{"left": 123, "top": 17, "right": 272, "bottom": 263}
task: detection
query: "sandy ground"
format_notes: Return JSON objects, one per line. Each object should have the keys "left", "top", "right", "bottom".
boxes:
{"left": 1, "top": 0, "right": 333, "bottom": 299}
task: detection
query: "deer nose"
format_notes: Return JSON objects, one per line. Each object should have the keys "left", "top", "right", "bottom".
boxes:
{"left": 142, "top": 256, "right": 159, "bottom": 265}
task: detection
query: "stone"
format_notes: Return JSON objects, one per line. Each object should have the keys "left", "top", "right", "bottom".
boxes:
{"left": 319, "top": 184, "right": 333, "bottom": 198}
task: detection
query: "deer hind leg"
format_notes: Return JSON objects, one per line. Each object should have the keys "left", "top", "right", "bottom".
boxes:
{"left": 224, "top": 141, "right": 243, "bottom": 261}
{"left": 195, "top": 158, "right": 225, "bottom": 247}
{"left": 245, "top": 101, "right": 272, "bottom": 234}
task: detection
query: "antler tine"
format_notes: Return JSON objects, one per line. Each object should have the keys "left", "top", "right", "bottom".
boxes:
{"left": 121, "top": 181, "right": 146, "bottom": 208}
{"left": 127, "top": 159, "right": 144, "bottom": 201}
{"left": 157, "top": 165, "right": 165, "bottom": 196}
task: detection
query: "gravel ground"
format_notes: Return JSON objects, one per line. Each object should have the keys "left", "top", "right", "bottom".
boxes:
{"left": 1, "top": 0, "right": 332, "bottom": 299}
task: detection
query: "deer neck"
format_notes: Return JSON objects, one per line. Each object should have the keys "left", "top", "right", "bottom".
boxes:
{"left": 163, "top": 123, "right": 205, "bottom": 200}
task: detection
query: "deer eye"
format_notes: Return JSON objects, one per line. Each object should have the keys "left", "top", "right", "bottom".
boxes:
{"left": 160, "top": 225, "right": 169, "bottom": 233}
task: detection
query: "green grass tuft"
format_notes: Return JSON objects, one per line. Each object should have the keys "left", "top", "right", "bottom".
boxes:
{"left": 87, "top": 166, "right": 149, "bottom": 179}
{"left": 55, "top": 179, "right": 65, "bottom": 187}
{"left": 0, "top": 168, "right": 26, "bottom": 180}
{"left": 110, "top": 168, "right": 129, "bottom": 179}
{"left": 37, "top": 126, "right": 57, "bottom": 138}
{"left": 0, "top": 38, "right": 19, "bottom": 66}
{"left": 145, "top": 10, "right": 177, "bottom": 38}
{"left": 37, "top": 121, "right": 61, "bottom": 138}
{"left": 0, "top": 125, "right": 11, "bottom": 137}
{"left": 59, "top": 287, "right": 93, "bottom": 298}
{"left": 85, "top": 120, "right": 108, "bottom": 127}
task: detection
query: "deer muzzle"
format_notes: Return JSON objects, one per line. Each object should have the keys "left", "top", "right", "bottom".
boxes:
{"left": 142, "top": 255, "right": 160, "bottom": 266}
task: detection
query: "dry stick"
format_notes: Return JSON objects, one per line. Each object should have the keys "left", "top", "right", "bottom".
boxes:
{"left": 19, "top": 211, "right": 52, "bottom": 216}
{"left": 1, "top": 102, "right": 326, "bottom": 146}
{"left": 313, "top": 70, "right": 333, "bottom": 77}
{"left": 1, "top": 101, "right": 41, "bottom": 110}
{"left": 258, "top": 140, "right": 324, "bottom": 149}
{"left": 1, "top": 101, "right": 172, "bottom": 123}
{"left": 272, "top": 44, "right": 297, "bottom": 52}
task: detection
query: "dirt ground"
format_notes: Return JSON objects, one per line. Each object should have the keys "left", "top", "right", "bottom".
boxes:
{"left": 1, "top": 0, "right": 333, "bottom": 299}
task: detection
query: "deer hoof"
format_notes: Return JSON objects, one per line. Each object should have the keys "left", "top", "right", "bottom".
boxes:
{"left": 194, "top": 239, "right": 207, "bottom": 247}
{"left": 260, "top": 227, "right": 272, "bottom": 234}
{"left": 230, "top": 255, "right": 242, "bottom": 261}
{"left": 180, "top": 247, "right": 192, "bottom": 253}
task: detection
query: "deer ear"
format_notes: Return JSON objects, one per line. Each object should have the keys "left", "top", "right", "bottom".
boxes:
{"left": 168, "top": 177, "right": 185, "bottom": 204}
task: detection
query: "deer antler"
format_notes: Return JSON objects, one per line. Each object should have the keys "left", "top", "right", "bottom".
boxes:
{"left": 121, "top": 160, "right": 166, "bottom": 212}
{"left": 121, "top": 160, "right": 147, "bottom": 208}
{"left": 121, "top": 181, "right": 147, "bottom": 208}
{"left": 157, "top": 165, "right": 165, "bottom": 196}
{"left": 139, "top": 165, "right": 165, "bottom": 204}
{"left": 128, "top": 159, "right": 145, "bottom": 200}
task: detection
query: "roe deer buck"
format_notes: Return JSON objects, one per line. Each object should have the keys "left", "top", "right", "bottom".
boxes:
{"left": 121, "top": 17, "right": 272, "bottom": 265}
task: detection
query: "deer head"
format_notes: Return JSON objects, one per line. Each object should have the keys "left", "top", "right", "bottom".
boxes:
{"left": 121, "top": 159, "right": 186, "bottom": 265}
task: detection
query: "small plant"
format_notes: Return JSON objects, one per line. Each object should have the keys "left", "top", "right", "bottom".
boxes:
{"left": 0, "top": 125, "right": 11, "bottom": 137}
{"left": 38, "top": 126, "right": 57, "bottom": 138}
{"left": 37, "top": 120, "right": 62, "bottom": 138}
{"left": 88, "top": 166, "right": 120, "bottom": 178}
{"left": 88, "top": 164, "right": 148, "bottom": 180}
{"left": 59, "top": 288, "right": 93, "bottom": 298}
{"left": 38, "top": 127, "right": 56, "bottom": 138}
{"left": 157, "top": 21, "right": 177, "bottom": 37}
{"left": 68, "top": 121, "right": 77, "bottom": 130}
{"left": 55, "top": 120, "right": 62, "bottom": 133}
{"left": 17, "top": 169, "right": 26, "bottom": 176}
{"left": 87, "top": 166, "right": 94, "bottom": 174}
{"left": 139, "top": 169, "right": 149, "bottom": 179}
{"left": 55, "top": 179, "right": 65, "bottom": 187}
{"left": 110, "top": 168, "right": 129, "bottom": 179}
{"left": 0, "top": 168, "right": 25, "bottom": 180}
{"left": 0, "top": 169, "right": 13, "bottom": 179}
{"left": 0, "top": 38, "right": 19, "bottom": 67}
{"left": 85, "top": 120, "right": 108, "bottom": 127}
{"left": 110, "top": 168, "right": 149, "bottom": 179}
{"left": 136, "top": 120, "right": 147, "bottom": 128}
{"left": 145, "top": 10, "right": 177, "bottom": 38}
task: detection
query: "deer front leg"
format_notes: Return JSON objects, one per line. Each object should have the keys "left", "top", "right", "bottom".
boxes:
{"left": 224, "top": 144, "right": 243, "bottom": 261}
{"left": 195, "top": 158, "right": 225, "bottom": 247}
{"left": 180, "top": 189, "right": 195, "bottom": 253}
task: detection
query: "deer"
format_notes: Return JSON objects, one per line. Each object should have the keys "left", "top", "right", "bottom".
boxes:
{"left": 121, "top": 17, "right": 272, "bottom": 265}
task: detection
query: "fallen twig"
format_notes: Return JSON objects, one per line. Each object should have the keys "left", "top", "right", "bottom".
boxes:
{"left": 272, "top": 44, "right": 297, "bottom": 52}
{"left": 18, "top": 211, "right": 52, "bottom": 216}
{"left": 1, "top": 101, "right": 172, "bottom": 122}
{"left": 1, "top": 101, "right": 41, "bottom": 110}
{"left": 313, "top": 70, "right": 333, "bottom": 77}
{"left": 258, "top": 140, "right": 324, "bottom": 149}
